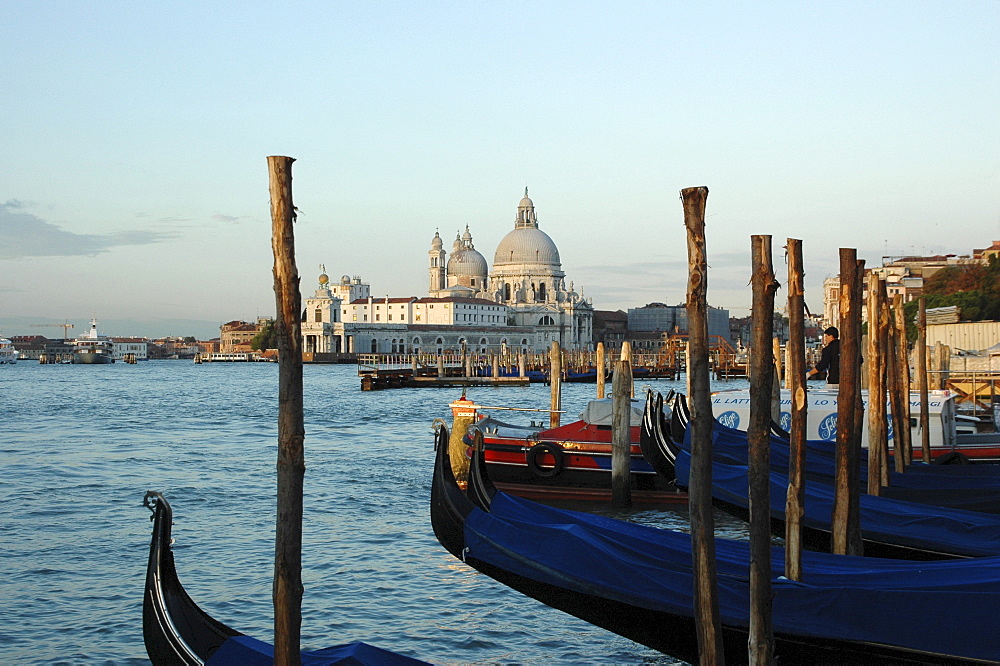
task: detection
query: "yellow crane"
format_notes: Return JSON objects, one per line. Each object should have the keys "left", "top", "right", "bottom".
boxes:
{"left": 31, "top": 320, "right": 75, "bottom": 339}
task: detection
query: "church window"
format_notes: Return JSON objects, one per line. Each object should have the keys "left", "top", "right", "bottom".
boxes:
{"left": 538, "top": 283, "right": 547, "bottom": 301}
{"left": 371, "top": 339, "right": 378, "bottom": 353}
{"left": 314, "top": 308, "right": 322, "bottom": 322}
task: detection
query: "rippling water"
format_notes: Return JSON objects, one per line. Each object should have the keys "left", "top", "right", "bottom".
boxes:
{"left": 0, "top": 361, "right": 750, "bottom": 664}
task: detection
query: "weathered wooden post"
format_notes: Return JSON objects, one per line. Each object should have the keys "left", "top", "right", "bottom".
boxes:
{"left": 771, "top": 335, "right": 782, "bottom": 424}
{"left": 784, "top": 238, "right": 807, "bottom": 582}
{"left": 621, "top": 340, "right": 635, "bottom": 398}
{"left": 894, "top": 294, "right": 913, "bottom": 466}
{"left": 437, "top": 354, "right": 445, "bottom": 378}
{"left": 611, "top": 357, "right": 632, "bottom": 508}
{"left": 748, "top": 235, "right": 778, "bottom": 663}
{"left": 887, "top": 301, "right": 907, "bottom": 474}
{"left": 867, "top": 273, "right": 887, "bottom": 495}
{"left": 832, "top": 249, "right": 864, "bottom": 556}
{"left": 917, "top": 298, "right": 932, "bottom": 462}
{"left": 596, "top": 342, "right": 606, "bottom": 399}
{"left": 681, "top": 186, "right": 724, "bottom": 662}
{"left": 268, "top": 155, "right": 304, "bottom": 665}
{"left": 518, "top": 352, "right": 526, "bottom": 378}
{"left": 549, "top": 341, "right": 562, "bottom": 428}
{"left": 492, "top": 353, "right": 500, "bottom": 380}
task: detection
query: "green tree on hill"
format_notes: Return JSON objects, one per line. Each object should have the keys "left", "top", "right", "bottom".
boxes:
{"left": 903, "top": 256, "right": 1000, "bottom": 340}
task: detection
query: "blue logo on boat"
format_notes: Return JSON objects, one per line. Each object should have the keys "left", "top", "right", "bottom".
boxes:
{"left": 818, "top": 413, "right": 837, "bottom": 441}
{"left": 887, "top": 416, "right": 894, "bottom": 440}
{"left": 717, "top": 411, "right": 740, "bottom": 429}
{"left": 779, "top": 412, "right": 791, "bottom": 432}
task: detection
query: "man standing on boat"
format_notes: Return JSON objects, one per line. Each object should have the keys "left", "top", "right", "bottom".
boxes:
{"left": 807, "top": 327, "right": 840, "bottom": 386}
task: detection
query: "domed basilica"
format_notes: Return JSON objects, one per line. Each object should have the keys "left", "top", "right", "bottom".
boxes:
{"left": 428, "top": 189, "right": 593, "bottom": 349}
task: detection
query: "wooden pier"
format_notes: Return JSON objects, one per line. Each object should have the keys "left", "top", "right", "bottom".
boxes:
{"left": 357, "top": 351, "right": 679, "bottom": 390}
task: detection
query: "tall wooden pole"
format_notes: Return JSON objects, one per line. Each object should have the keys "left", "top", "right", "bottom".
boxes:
{"left": 681, "top": 186, "right": 724, "bottom": 663}
{"left": 596, "top": 341, "right": 606, "bottom": 399}
{"left": 771, "top": 336, "right": 782, "bottom": 424}
{"left": 268, "top": 155, "right": 303, "bottom": 665}
{"left": 894, "top": 294, "right": 913, "bottom": 466}
{"left": 549, "top": 341, "right": 562, "bottom": 428}
{"left": 831, "top": 249, "right": 864, "bottom": 556}
{"left": 748, "top": 235, "right": 778, "bottom": 663}
{"left": 887, "top": 302, "right": 906, "bottom": 473}
{"left": 866, "top": 274, "right": 887, "bottom": 496}
{"left": 622, "top": 340, "right": 635, "bottom": 398}
{"left": 611, "top": 358, "right": 632, "bottom": 508}
{"left": 784, "top": 239, "right": 806, "bottom": 582}
{"left": 917, "top": 298, "right": 932, "bottom": 462}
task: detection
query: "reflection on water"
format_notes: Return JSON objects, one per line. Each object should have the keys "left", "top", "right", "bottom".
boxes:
{"left": 1, "top": 362, "right": 748, "bottom": 664}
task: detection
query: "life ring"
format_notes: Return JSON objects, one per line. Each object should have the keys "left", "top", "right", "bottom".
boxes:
{"left": 526, "top": 442, "right": 564, "bottom": 479}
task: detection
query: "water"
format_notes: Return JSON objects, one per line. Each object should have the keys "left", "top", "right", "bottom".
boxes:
{"left": 0, "top": 361, "right": 749, "bottom": 664}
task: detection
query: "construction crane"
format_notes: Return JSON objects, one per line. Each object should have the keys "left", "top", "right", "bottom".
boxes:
{"left": 31, "top": 320, "right": 75, "bottom": 339}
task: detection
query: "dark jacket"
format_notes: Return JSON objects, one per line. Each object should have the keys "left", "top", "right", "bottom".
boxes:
{"left": 814, "top": 339, "right": 840, "bottom": 384}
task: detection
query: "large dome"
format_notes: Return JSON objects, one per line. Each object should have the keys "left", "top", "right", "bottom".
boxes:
{"left": 448, "top": 247, "right": 488, "bottom": 277}
{"left": 493, "top": 227, "right": 561, "bottom": 267}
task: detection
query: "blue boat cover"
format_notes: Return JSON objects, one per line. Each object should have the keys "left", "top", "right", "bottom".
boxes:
{"left": 706, "top": 422, "right": 1000, "bottom": 489}
{"left": 674, "top": 446, "right": 1000, "bottom": 557}
{"left": 465, "top": 492, "right": 1000, "bottom": 661}
{"left": 205, "top": 635, "right": 428, "bottom": 665}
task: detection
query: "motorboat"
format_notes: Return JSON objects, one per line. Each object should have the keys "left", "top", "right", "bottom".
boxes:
{"left": 72, "top": 318, "right": 115, "bottom": 364}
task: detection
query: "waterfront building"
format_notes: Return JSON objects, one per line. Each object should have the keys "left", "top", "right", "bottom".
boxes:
{"left": 111, "top": 338, "right": 148, "bottom": 361}
{"left": 302, "top": 190, "right": 595, "bottom": 357}
{"left": 220, "top": 319, "right": 269, "bottom": 354}
{"left": 627, "top": 302, "right": 732, "bottom": 343}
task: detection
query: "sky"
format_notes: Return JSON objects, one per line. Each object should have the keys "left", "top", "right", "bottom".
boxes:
{"left": 2, "top": 1, "right": 998, "bottom": 340}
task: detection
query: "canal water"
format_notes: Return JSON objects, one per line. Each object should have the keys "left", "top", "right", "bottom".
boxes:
{"left": 0, "top": 361, "right": 749, "bottom": 664}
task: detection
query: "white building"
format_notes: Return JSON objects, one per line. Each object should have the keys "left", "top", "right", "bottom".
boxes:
{"left": 301, "top": 190, "right": 595, "bottom": 357}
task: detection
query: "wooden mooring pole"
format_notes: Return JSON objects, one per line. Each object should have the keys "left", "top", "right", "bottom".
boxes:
{"left": 867, "top": 273, "right": 887, "bottom": 496}
{"left": 784, "top": 238, "right": 806, "bottom": 582}
{"left": 596, "top": 342, "right": 606, "bottom": 399}
{"left": 894, "top": 294, "right": 913, "bottom": 466}
{"left": 748, "top": 235, "right": 778, "bottom": 663}
{"left": 917, "top": 298, "right": 932, "bottom": 462}
{"left": 832, "top": 249, "right": 864, "bottom": 556}
{"left": 611, "top": 357, "right": 632, "bottom": 508}
{"left": 268, "top": 155, "right": 304, "bottom": 665}
{"left": 549, "top": 341, "right": 562, "bottom": 428}
{"left": 681, "top": 186, "right": 724, "bottom": 663}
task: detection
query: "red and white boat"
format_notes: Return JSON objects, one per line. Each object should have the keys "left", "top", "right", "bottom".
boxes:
{"left": 457, "top": 395, "right": 686, "bottom": 504}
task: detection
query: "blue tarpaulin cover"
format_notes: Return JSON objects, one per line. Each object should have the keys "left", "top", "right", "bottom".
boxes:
{"left": 465, "top": 492, "right": 1000, "bottom": 661}
{"left": 674, "top": 442, "right": 1000, "bottom": 557}
{"left": 205, "top": 636, "right": 428, "bottom": 665}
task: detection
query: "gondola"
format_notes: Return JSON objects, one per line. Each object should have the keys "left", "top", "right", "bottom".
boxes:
{"left": 645, "top": 389, "right": 1000, "bottom": 513}
{"left": 431, "top": 423, "right": 1000, "bottom": 664}
{"left": 142, "top": 491, "right": 427, "bottom": 665}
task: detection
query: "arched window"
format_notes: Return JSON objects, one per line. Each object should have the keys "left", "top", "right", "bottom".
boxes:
{"left": 479, "top": 337, "right": 488, "bottom": 353}
{"left": 370, "top": 339, "right": 378, "bottom": 353}
{"left": 539, "top": 315, "right": 555, "bottom": 326}
{"left": 436, "top": 337, "right": 444, "bottom": 354}
{"left": 538, "top": 283, "right": 547, "bottom": 301}
{"left": 503, "top": 283, "right": 511, "bottom": 300}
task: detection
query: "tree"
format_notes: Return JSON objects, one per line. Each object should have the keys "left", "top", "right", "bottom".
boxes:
{"left": 251, "top": 319, "right": 277, "bottom": 351}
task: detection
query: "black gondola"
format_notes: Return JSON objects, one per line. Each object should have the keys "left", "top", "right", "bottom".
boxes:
{"left": 431, "top": 423, "right": 1000, "bottom": 664}
{"left": 142, "top": 491, "right": 427, "bottom": 665}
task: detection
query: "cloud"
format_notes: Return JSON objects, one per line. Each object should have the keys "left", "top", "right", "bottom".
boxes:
{"left": 0, "top": 200, "right": 175, "bottom": 259}
{"left": 212, "top": 213, "right": 246, "bottom": 224}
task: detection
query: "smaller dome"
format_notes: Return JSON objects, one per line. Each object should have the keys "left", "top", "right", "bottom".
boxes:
{"left": 341, "top": 275, "right": 351, "bottom": 285}
{"left": 448, "top": 247, "right": 488, "bottom": 277}
{"left": 318, "top": 273, "right": 329, "bottom": 285}
{"left": 430, "top": 231, "right": 443, "bottom": 250}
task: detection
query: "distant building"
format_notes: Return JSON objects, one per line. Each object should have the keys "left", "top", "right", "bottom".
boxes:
{"left": 220, "top": 319, "right": 269, "bottom": 353}
{"left": 627, "top": 302, "right": 731, "bottom": 343}
{"left": 302, "top": 190, "right": 595, "bottom": 356}
{"left": 592, "top": 310, "right": 628, "bottom": 353}
{"left": 111, "top": 338, "right": 148, "bottom": 361}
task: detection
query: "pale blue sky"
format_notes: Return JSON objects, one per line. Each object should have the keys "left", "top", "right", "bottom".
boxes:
{"left": 2, "top": 1, "right": 998, "bottom": 339}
